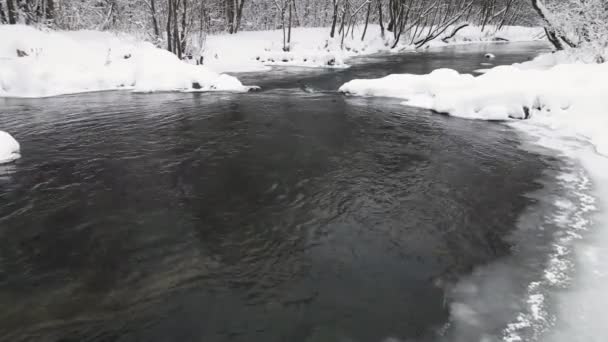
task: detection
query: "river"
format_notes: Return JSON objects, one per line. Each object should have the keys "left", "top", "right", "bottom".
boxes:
{"left": 0, "top": 42, "right": 571, "bottom": 342}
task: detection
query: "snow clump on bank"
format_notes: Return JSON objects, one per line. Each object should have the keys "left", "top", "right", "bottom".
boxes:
{"left": 0, "top": 131, "right": 20, "bottom": 164}
{"left": 339, "top": 57, "right": 608, "bottom": 155}
{"left": 0, "top": 25, "right": 250, "bottom": 98}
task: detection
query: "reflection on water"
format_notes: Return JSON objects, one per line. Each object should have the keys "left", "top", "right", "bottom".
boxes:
{"left": 0, "top": 163, "right": 17, "bottom": 182}
{"left": 0, "top": 42, "right": 553, "bottom": 342}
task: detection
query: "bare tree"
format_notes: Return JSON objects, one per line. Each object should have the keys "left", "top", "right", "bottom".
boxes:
{"left": 6, "top": 0, "right": 17, "bottom": 24}
{"left": 0, "top": 1, "right": 6, "bottom": 23}
{"left": 273, "top": 0, "right": 294, "bottom": 51}
{"left": 148, "top": 0, "right": 161, "bottom": 38}
{"left": 329, "top": 0, "right": 340, "bottom": 37}
{"left": 226, "top": 0, "right": 246, "bottom": 33}
{"left": 361, "top": 0, "right": 372, "bottom": 40}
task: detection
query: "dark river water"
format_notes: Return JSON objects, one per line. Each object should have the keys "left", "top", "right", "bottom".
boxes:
{"left": 0, "top": 43, "right": 558, "bottom": 342}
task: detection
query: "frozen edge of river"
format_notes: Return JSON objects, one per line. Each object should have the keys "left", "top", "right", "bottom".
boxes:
{"left": 436, "top": 122, "right": 608, "bottom": 342}
{"left": 508, "top": 124, "right": 608, "bottom": 342}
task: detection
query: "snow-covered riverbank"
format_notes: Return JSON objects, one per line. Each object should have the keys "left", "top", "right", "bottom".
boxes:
{"left": 339, "top": 52, "right": 608, "bottom": 154}
{"left": 0, "top": 25, "right": 250, "bottom": 98}
{"left": 0, "top": 24, "right": 543, "bottom": 98}
{"left": 201, "top": 25, "right": 544, "bottom": 72}
{"left": 339, "top": 49, "right": 608, "bottom": 341}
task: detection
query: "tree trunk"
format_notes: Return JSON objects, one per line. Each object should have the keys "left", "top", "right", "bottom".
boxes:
{"left": 377, "top": 0, "right": 384, "bottom": 38}
{"left": 530, "top": 0, "right": 569, "bottom": 50}
{"left": 6, "top": 0, "right": 16, "bottom": 24}
{"left": 173, "top": 0, "right": 181, "bottom": 58}
{"left": 150, "top": 0, "right": 160, "bottom": 37}
{"left": 233, "top": 0, "right": 238, "bottom": 32}
{"left": 387, "top": 0, "right": 394, "bottom": 32}
{"left": 0, "top": 1, "right": 6, "bottom": 24}
{"left": 330, "top": 0, "right": 338, "bottom": 38}
{"left": 361, "top": 1, "right": 371, "bottom": 41}
{"left": 46, "top": 0, "right": 55, "bottom": 21}
{"left": 287, "top": 0, "right": 292, "bottom": 48}
{"left": 180, "top": 0, "right": 187, "bottom": 55}
{"left": 279, "top": 4, "right": 286, "bottom": 51}
{"left": 166, "top": 0, "right": 173, "bottom": 52}
{"left": 225, "top": 0, "right": 238, "bottom": 34}
{"left": 338, "top": 1, "right": 347, "bottom": 35}
{"left": 235, "top": 0, "right": 246, "bottom": 33}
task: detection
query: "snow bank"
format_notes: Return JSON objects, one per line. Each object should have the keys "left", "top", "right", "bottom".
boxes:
{"left": 0, "top": 131, "right": 20, "bottom": 164}
{"left": 0, "top": 25, "right": 250, "bottom": 98}
{"left": 202, "top": 25, "right": 544, "bottom": 73}
{"left": 520, "top": 47, "right": 608, "bottom": 69}
{"left": 427, "top": 25, "right": 545, "bottom": 47}
{"left": 339, "top": 61, "right": 608, "bottom": 154}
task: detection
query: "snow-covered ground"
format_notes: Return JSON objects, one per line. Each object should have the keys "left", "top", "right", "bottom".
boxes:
{"left": 0, "top": 25, "right": 251, "bottom": 98}
{"left": 339, "top": 49, "right": 608, "bottom": 341}
{"left": 202, "top": 25, "right": 545, "bottom": 73}
{"left": 0, "top": 131, "right": 20, "bottom": 164}
{"left": 0, "top": 24, "right": 542, "bottom": 98}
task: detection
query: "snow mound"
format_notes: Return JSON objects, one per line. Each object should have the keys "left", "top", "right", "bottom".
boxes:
{"left": 0, "top": 131, "right": 20, "bottom": 164}
{"left": 339, "top": 60, "right": 608, "bottom": 154}
{"left": 0, "top": 25, "right": 250, "bottom": 98}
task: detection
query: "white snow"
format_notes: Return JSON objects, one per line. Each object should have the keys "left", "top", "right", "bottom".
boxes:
{"left": 339, "top": 59, "right": 608, "bottom": 155}
{"left": 0, "top": 24, "right": 543, "bottom": 97}
{"left": 0, "top": 131, "right": 20, "bottom": 164}
{"left": 0, "top": 25, "right": 251, "bottom": 98}
{"left": 201, "top": 25, "right": 544, "bottom": 73}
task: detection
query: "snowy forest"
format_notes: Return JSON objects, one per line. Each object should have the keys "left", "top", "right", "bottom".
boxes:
{"left": 0, "top": 0, "right": 603, "bottom": 57}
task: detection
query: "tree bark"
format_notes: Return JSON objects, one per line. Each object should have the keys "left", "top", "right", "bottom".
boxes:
{"left": 387, "top": 0, "right": 394, "bottom": 31}
{"left": 530, "top": 0, "right": 571, "bottom": 50}
{"left": 46, "top": 0, "right": 55, "bottom": 21}
{"left": 166, "top": 0, "right": 173, "bottom": 52}
{"left": 361, "top": 1, "right": 371, "bottom": 40}
{"left": 330, "top": 0, "right": 338, "bottom": 38}
{"left": 180, "top": 0, "right": 187, "bottom": 55}
{"left": 226, "top": 0, "right": 244, "bottom": 33}
{"left": 0, "top": 1, "right": 6, "bottom": 24}
{"left": 377, "top": 0, "right": 384, "bottom": 38}
{"left": 150, "top": 0, "right": 160, "bottom": 37}
{"left": 287, "top": 0, "right": 292, "bottom": 48}
{"left": 6, "top": 0, "right": 16, "bottom": 24}
{"left": 235, "top": 0, "right": 246, "bottom": 33}
{"left": 173, "top": 0, "right": 181, "bottom": 58}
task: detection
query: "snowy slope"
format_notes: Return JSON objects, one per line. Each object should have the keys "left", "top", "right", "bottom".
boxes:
{"left": 0, "top": 25, "right": 250, "bottom": 98}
